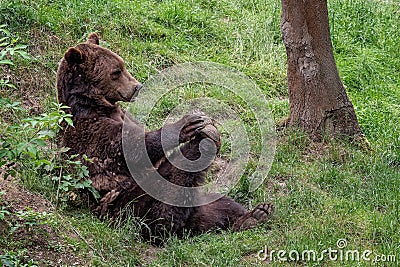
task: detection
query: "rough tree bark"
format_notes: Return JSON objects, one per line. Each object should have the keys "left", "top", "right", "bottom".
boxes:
{"left": 281, "top": 0, "right": 364, "bottom": 140}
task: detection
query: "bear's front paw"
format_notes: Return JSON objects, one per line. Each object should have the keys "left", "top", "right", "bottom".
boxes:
{"left": 198, "top": 124, "right": 221, "bottom": 149}
{"left": 178, "top": 113, "right": 213, "bottom": 143}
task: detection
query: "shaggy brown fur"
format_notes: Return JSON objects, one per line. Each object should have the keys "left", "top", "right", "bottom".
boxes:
{"left": 57, "top": 33, "right": 273, "bottom": 244}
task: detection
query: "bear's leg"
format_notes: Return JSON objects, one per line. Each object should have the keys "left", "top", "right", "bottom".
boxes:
{"left": 157, "top": 124, "right": 221, "bottom": 187}
{"left": 143, "top": 125, "right": 221, "bottom": 243}
{"left": 142, "top": 124, "right": 274, "bottom": 243}
{"left": 186, "top": 197, "right": 274, "bottom": 234}
{"left": 185, "top": 196, "right": 247, "bottom": 233}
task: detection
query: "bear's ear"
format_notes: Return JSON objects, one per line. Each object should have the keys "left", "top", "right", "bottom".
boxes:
{"left": 64, "top": 47, "right": 85, "bottom": 65}
{"left": 87, "top": 32, "right": 100, "bottom": 45}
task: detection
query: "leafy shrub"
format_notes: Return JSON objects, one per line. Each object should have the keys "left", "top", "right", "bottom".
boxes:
{"left": 0, "top": 25, "right": 99, "bottom": 207}
{"left": 0, "top": 251, "right": 38, "bottom": 267}
{"left": 10, "top": 208, "right": 55, "bottom": 233}
{"left": 0, "top": 24, "right": 31, "bottom": 90}
{"left": 0, "top": 98, "right": 100, "bottom": 206}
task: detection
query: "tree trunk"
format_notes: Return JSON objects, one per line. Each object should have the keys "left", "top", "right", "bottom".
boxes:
{"left": 281, "top": 0, "right": 364, "bottom": 140}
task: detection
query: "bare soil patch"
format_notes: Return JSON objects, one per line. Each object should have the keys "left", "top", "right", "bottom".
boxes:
{"left": 0, "top": 178, "right": 85, "bottom": 266}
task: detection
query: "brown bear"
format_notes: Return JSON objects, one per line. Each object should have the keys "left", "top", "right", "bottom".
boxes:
{"left": 57, "top": 33, "right": 273, "bottom": 244}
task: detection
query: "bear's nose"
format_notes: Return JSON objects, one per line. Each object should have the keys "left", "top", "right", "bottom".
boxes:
{"left": 135, "top": 83, "right": 143, "bottom": 91}
{"left": 132, "top": 83, "right": 143, "bottom": 98}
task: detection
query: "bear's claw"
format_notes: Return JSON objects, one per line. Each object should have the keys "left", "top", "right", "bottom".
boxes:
{"left": 233, "top": 203, "right": 274, "bottom": 231}
{"left": 198, "top": 124, "right": 220, "bottom": 143}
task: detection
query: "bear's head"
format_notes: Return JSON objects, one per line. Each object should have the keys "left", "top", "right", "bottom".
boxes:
{"left": 57, "top": 33, "right": 142, "bottom": 116}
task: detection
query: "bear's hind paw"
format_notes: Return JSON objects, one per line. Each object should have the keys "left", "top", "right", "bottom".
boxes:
{"left": 233, "top": 203, "right": 274, "bottom": 232}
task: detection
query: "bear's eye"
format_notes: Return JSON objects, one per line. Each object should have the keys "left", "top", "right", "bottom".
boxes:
{"left": 111, "top": 70, "right": 122, "bottom": 80}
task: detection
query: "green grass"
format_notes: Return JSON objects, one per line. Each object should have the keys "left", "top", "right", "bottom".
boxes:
{"left": 1, "top": 0, "right": 400, "bottom": 266}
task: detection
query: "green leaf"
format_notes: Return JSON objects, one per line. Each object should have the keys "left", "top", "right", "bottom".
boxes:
{"left": 88, "top": 187, "right": 100, "bottom": 200}
{"left": 0, "top": 257, "right": 15, "bottom": 267}
{"left": 0, "top": 50, "right": 7, "bottom": 58}
{"left": 75, "top": 183, "right": 85, "bottom": 189}
{"left": 60, "top": 105, "right": 70, "bottom": 109}
{"left": 37, "top": 130, "right": 56, "bottom": 139}
{"left": 61, "top": 182, "right": 72, "bottom": 190}
{"left": 0, "top": 149, "right": 11, "bottom": 159}
{"left": 58, "top": 147, "right": 70, "bottom": 153}
{"left": 64, "top": 117, "right": 74, "bottom": 126}
{"left": 16, "top": 50, "right": 31, "bottom": 59}
{"left": 31, "top": 139, "right": 47, "bottom": 147}
{"left": 13, "top": 44, "right": 27, "bottom": 50}
{"left": 9, "top": 223, "right": 21, "bottom": 233}
{"left": 0, "top": 28, "right": 11, "bottom": 37}
{"left": 15, "top": 142, "right": 28, "bottom": 155}
{"left": 82, "top": 167, "right": 89, "bottom": 177}
{"left": 0, "top": 59, "right": 13, "bottom": 65}
{"left": 3, "top": 82, "right": 16, "bottom": 89}
{"left": 27, "top": 145, "right": 39, "bottom": 158}
{"left": 62, "top": 175, "right": 72, "bottom": 181}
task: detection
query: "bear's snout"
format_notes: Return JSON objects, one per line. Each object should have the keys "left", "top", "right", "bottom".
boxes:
{"left": 135, "top": 83, "right": 143, "bottom": 91}
{"left": 131, "top": 83, "right": 142, "bottom": 100}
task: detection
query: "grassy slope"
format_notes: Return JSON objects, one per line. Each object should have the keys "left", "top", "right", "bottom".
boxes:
{"left": 1, "top": 0, "right": 400, "bottom": 266}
